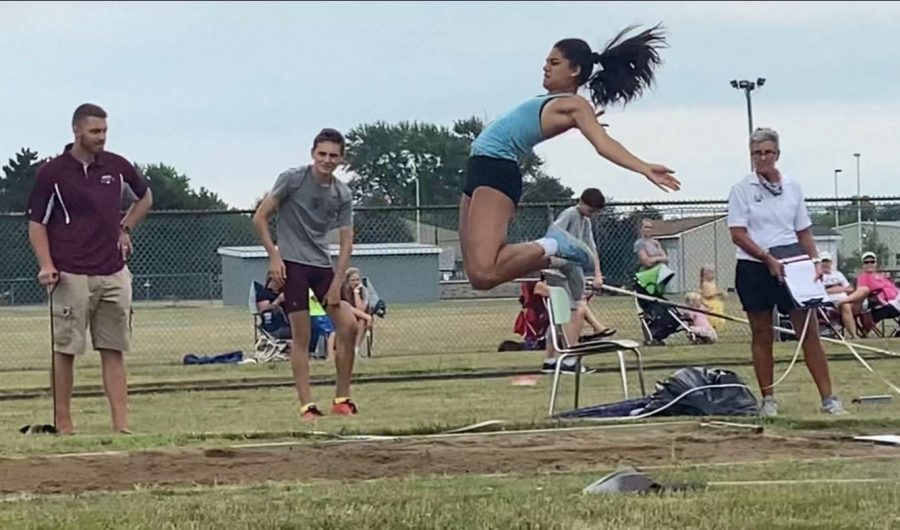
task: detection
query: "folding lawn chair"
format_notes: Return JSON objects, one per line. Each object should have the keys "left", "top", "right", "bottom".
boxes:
{"left": 544, "top": 285, "right": 647, "bottom": 417}
{"left": 247, "top": 281, "right": 290, "bottom": 363}
{"left": 512, "top": 280, "right": 549, "bottom": 351}
{"left": 777, "top": 304, "right": 845, "bottom": 341}
{"left": 857, "top": 288, "right": 900, "bottom": 338}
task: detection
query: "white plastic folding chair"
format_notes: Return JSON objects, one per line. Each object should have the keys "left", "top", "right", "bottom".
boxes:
{"left": 545, "top": 285, "right": 647, "bottom": 417}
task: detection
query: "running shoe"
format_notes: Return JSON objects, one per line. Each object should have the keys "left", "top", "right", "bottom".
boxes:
{"left": 331, "top": 397, "right": 359, "bottom": 416}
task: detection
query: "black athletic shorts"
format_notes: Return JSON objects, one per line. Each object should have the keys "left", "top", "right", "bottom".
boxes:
{"left": 735, "top": 259, "right": 798, "bottom": 315}
{"left": 463, "top": 155, "right": 523, "bottom": 206}
{"left": 283, "top": 261, "right": 335, "bottom": 314}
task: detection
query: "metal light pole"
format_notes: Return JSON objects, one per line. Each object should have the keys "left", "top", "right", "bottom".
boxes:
{"left": 730, "top": 77, "right": 766, "bottom": 169}
{"left": 855, "top": 153, "right": 862, "bottom": 255}
{"left": 833, "top": 169, "right": 842, "bottom": 228}
{"left": 415, "top": 176, "right": 421, "bottom": 244}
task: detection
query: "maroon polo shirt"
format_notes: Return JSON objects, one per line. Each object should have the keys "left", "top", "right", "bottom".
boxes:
{"left": 26, "top": 144, "right": 149, "bottom": 276}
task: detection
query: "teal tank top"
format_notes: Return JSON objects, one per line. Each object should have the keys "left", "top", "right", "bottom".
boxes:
{"left": 470, "top": 94, "right": 569, "bottom": 163}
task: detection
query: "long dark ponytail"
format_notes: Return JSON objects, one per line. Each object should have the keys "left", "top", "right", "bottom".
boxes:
{"left": 554, "top": 24, "right": 666, "bottom": 107}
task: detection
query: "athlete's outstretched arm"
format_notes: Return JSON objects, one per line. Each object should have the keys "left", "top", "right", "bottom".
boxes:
{"left": 569, "top": 98, "right": 680, "bottom": 193}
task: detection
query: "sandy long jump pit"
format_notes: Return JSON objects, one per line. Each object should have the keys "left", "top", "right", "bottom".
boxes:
{"left": 1, "top": 423, "right": 895, "bottom": 496}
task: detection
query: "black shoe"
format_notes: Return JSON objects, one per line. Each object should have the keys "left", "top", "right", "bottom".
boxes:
{"left": 542, "top": 358, "right": 595, "bottom": 374}
{"left": 541, "top": 359, "right": 557, "bottom": 374}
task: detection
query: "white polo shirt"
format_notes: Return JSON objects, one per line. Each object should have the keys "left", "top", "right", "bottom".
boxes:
{"left": 726, "top": 173, "right": 812, "bottom": 262}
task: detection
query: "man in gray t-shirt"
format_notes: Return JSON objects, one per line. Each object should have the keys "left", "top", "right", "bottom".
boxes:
{"left": 634, "top": 218, "right": 668, "bottom": 271}
{"left": 253, "top": 128, "right": 360, "bottom": 421}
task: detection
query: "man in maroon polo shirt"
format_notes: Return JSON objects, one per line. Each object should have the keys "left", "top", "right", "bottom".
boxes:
{"left": 26, "top": 103, "right": 153, "bottom": 434}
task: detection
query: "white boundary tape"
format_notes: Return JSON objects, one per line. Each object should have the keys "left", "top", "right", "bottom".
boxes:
{"left": 599, "top": 284, "right": 900, "bottom": 396}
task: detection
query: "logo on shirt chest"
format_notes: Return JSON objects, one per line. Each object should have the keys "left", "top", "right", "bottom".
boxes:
{"left": 310, "top": 196, "right": 338, "bottom": 219}
{"left": 100, "top": 174, "right": 114, "bottom": 185}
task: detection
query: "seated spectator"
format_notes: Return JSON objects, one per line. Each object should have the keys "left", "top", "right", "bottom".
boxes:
{"left": 856, "top": 251, "right": 900, "bottom": 312}
{"left": 255, "top": 278, "right": 291, "bottom": 341}
{"left": 820, "top": 252, "right": 869, "bottom": 338}
{"left": 255, "top": 279, "right": 335, "bottom": 358}
{"left": 342, "top": 267, "right": 373, "bottom": 356}
{"left": 684, "top": 292, "right": 718, "bottom": 343}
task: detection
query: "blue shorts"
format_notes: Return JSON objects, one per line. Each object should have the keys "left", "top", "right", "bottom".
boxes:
{"left": 309, "top": 315, "right": 335, "bottom": 351}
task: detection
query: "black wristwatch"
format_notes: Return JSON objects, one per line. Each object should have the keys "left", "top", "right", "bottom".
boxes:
{"left": 121, "top": 225, "right": 132, "bottom": 235}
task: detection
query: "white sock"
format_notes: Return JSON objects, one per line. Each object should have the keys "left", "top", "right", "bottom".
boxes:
{"left": 535, "top": 238, "right": 558, "bottom": 257}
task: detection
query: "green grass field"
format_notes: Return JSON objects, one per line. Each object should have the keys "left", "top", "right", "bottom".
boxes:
{"left": 0, "top": 292, "right": 758, "bottom": 373}
{"left": 3, "top": 464, "right": 899, "bottom": 530}
{"left": 2, "top": 299, "right": 900, "bottom": 529}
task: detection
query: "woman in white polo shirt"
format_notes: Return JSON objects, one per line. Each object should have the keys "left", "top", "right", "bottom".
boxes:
{"left": 727, "top": 128, "right": 844, "bottom": 417}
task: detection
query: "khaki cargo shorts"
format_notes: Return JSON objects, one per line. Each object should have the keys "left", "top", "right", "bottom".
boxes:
{"left": 51, "top": 267, "right": 133, "bottom": 355}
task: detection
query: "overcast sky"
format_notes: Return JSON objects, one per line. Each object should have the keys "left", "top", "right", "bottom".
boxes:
{"left": 2, "top": 1, "right": 898, "bottom": 209}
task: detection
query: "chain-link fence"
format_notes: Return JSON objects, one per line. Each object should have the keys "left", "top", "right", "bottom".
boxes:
{"left": 2, "top": 197, "right": 899, "bottom": 374}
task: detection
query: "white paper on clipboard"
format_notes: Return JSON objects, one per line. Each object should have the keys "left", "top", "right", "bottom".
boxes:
{"left": 781, "top": 256, "right": 828, "bottom": 307}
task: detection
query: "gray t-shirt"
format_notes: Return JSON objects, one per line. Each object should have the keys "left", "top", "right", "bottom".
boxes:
{"left": 634, "top": 237, "right": 664, "bottom": 270}
{"left": 553, "top": 206, "right": 597, "bottom": 255}
{"left": 271, "top": 165, "right": 353, "bottom": 267}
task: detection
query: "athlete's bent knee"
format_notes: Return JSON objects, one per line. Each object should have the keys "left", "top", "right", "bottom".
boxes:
{"left": 466, "top": 266, "right": 501, "bottom": 291}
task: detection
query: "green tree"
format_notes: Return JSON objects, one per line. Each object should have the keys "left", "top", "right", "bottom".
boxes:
{"left": 345, "top": 116, "right": 574, "bottom": 209}
{"left": 520, "top": 173, "right": 574, "bottom": 203}
{"left": 345, "top": 121, "right": 469, "bottom": 208}
{"left": 0, "top": 149, "right": 52, "bottom": 303}
{"left": 138, "top": 163, "right": 229, "bottom": 210}
{"left": 0, "top": 148, "right": 47, "bottom": 213}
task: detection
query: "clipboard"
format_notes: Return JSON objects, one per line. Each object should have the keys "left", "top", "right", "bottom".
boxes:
{"left": 769, "top": 244, "right": 828, "bottom": 308}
